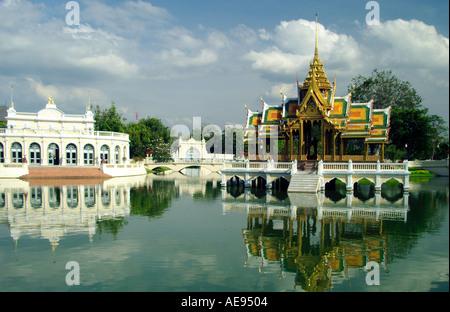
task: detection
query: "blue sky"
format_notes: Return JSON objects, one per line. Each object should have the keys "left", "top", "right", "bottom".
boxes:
{"left": 0, "top": 0, "right": 448, "bottom": 130}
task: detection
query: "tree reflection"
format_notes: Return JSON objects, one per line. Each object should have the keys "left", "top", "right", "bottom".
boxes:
{"left": 129, "top": 180, "right": 176, "bottom": 219}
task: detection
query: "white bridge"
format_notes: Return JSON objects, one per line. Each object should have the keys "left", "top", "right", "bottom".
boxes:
{"left": 145, "top": 159, "right": 224, "bottom": 174}
{"left": 220, "top": 159, "right": 411, "bottom": 193}
{"left": 409, "top": 159, "right": 449, "bottom": 177}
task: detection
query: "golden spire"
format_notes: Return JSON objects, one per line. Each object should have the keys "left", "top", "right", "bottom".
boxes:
{"left": 300, "top": 14, "right": 332, "bottom": 93}
{"left": 314, "top": 13, "right": 319, "bottom": 62}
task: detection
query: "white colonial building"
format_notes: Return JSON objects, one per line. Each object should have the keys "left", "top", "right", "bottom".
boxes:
{"left": 0, "top": 97, "right": 130, "bottom": 166}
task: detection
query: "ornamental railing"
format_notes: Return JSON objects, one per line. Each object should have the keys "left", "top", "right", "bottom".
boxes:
{"left": 0, "top": 128, "right": 128, "bottom": 140}
{"left": 319, "top": 159, "right": 409, "bottom": 174}
{"left": 222, "top": 159, "right": 297, "bottom": 173}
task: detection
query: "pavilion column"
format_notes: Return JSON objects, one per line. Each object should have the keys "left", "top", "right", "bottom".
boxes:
{"left": 300, "top": 120, "right": 303, "bottom": 160}
{"left": 321, "top": 120, "right": 324, "bottom": 160}
{"left": 305, "top": 122, "right": 310, "bottom": 159}
{"left": 289, "top": 129, "right": 293, "bottom": 161}
{"left": 284, "top": 134, "right": 288, "bottom": 161}
{"left": 364, "top": 143, "right": 369, "bottom": 162}
{"left": 333, "top": 132, "right": 337, "bottom": 162}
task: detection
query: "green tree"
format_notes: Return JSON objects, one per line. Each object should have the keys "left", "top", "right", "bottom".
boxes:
{"left": 93, "top": 103, "right": 174, "bottom": 159}
{"left": 126, "top": 117, "right": 172, "bottom": 159}
{"left": 349, "top": 69, "right": 423, "bottom": 110}
{"left": 389, "top": 108, "right": 432, "bottom": 160}
{"left": 94, "top": 102, "right": 127, "bottom": 133}
{"left": 428, "top": 115, "right": 449, "bottom": 159}
{"left": 348, "top": 69, "right": 448, "bottom": 160}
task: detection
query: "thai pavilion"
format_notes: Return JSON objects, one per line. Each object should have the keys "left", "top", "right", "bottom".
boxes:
{"left": 244, "top": 19, "right": 391, "bottom": 163}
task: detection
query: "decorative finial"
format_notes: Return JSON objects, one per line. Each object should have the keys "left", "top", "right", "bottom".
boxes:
{"left": 48, "top": 96, "right": 54, "bottom": 105}
{"left": 9, "top": 85, "right": 14, "bottom": 109}
{"left": 86, "top": 90, "right": 92, "bottom": 112}
{"left": 280, "top": 89, "right": 286, "bottom": 104}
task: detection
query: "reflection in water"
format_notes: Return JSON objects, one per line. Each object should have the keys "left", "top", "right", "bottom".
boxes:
{"left": 0, "top": 179, "right": 132, "bottom": 250}
{"left": 0, "top": 174, "right": 447, "bottom": 292}
{"left": 0, "top": 173, "right": 223, "bottom": 250}
{"left": 222, "top": 185, "right": 413, "bottom": 291}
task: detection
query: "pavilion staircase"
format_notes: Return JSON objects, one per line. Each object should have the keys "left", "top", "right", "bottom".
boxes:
{"left": 287, "top": 162, "right": 320, "bottom": 193}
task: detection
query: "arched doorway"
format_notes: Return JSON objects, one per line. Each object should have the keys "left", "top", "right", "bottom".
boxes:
{"left": 0, "top": 143, "right": 4, "bottom": 163}
{"left": 48, "top": 143, "right": 60, "bottom": 165}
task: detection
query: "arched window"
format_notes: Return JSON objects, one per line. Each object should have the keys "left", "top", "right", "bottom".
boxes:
{"left": 83, "top": 144, "right": 95, "bottom": 165}
{"left": 66, "top": 144, "right": 77, "bottom": 165}
{"left": 11, "top": 142, "right": 22, "bottom": 163}
{"left": 29, "top": 143, "right": 41, "bottom": 164}
{"left": 100, "top": 145, "right": 109, "bottom": 164}
{"left": 114, "top": 146, "right": 120, "bottom": 164}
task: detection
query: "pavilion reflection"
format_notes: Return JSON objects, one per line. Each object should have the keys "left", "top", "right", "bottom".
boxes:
{"left": 0, "top": 176, "right": 150, "bottom": 251}
{"left": 222, "top": 188, "right": 410, "bottom": 292}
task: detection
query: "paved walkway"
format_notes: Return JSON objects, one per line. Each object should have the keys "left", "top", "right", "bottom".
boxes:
{"left": 21, "top": 166, "right": 112, "bottom": 180}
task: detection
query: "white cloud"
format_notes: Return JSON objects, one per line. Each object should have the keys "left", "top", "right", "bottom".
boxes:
{"left": 363, "top": 19, "right": 449, "bottom": 69}
{"left": 25, "top": 77, "right": 108, "bottom": 112}
{"left": 361, "top": 19, "right": 449, "bottom": 89}
{"left": 244, "top": 19, "right": 362, "bottom": 81}
{"left": 0, "top": 3, "right": 140, "bottom": 81}
{"left": 82, "top": 0, "right": 172, "bottom": 37}
{"left": 245, "top": 47, "right": 309, "bottom": 76}
{"left": 156, "top": 48, "right": 218, "bottom": 69}
{"left": 266, "top": 83, "right": 298, "bottom": 100}
{"left": 0, "top": 1, "right": 447, "bottom": 126}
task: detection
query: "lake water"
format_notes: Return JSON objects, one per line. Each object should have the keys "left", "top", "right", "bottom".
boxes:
{"left": 0, "top": 172, "right": 448, "bottom": 292}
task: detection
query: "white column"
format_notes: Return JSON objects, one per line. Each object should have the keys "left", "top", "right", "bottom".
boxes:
{"left": 41, "top": 139, "right": 47, "bottom": 165}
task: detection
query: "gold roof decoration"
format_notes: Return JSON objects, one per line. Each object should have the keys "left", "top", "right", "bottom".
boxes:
{"left": 300, "top": 15, "right": 332, "bottom": 93}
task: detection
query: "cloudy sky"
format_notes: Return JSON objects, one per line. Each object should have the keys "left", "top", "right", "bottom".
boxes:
{"left": 0, "top": 0, "right": 448, "bottom": 131}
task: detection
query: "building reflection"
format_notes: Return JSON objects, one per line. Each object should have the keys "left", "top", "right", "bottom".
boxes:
{"left": 0, "top": 174, "right": 224, "bottom": 251}
{"left": 0, "top": 172, "right": 420, "bottom": 292}
{"left": 222, "top": 189, "right": 410, "bottom": 292}
{"left": 0, "top": 177, "right": 148, "bottom": 251}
